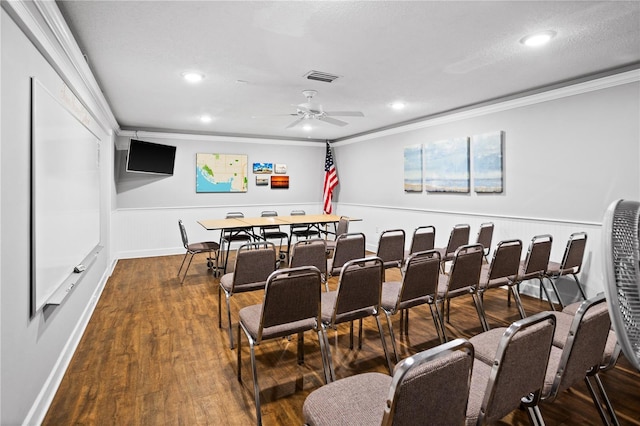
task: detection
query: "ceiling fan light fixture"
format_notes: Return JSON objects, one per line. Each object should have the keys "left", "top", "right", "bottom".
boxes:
{"left": 182, "top": 71, "right": 205, "bottom": 83}
{"left": 520, "top": 30, "right": 556, "bottom": 47}
{"left": 200, "top": 115, "right": 212, "bottom": 123}
{"left": 302, "top": 124, "right": 312, "bottom": 131}
{"left": 390, "top": 101, "right": 406, "bottom": 110}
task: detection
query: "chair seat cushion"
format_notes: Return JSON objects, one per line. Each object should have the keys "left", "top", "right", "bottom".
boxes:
{"left": 381, "top": 281, "right": 433, "bottom": 312}
{"left": 187, "top": 241, "right": 219, "bottom": 251}
{"left": 220, "top": 273, "right": 266, "bottom": 294}
{"left": 303, "top": 372, "right": 391, "bottom": 426}
{"left": 468, "top": 327, "right": 507, "bottom": 365}
{"left": 239, "top": 304, "right": 316, "bottom": 341}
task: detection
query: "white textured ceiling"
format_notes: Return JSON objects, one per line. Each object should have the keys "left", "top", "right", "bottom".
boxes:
{"left": 56, "top": 0, "right": 640, "bottom": 142}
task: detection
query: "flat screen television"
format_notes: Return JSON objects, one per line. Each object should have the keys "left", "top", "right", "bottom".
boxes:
{"left": 126, "top": 139, "right": 176, "bottom": 175}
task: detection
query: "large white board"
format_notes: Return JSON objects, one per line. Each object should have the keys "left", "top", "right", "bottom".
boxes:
{"left": 31, "top": 78, "right": 101, "bottom": 313}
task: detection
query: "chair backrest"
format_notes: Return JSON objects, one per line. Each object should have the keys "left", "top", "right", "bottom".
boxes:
{"left": 475, "top": 312, "right": 556, "bottom": 424}
{"left": 331, "top": 232, "right": 366, "bottom": 272}
{"left": 476, "top": 222, "right": 494, "bottom": 255}
{"left": 257, "top": 266, "right": 322, "bottom": 341}
{"left": 409, "top": 225, "right": 435, "bottom": 254}
{"left": 395, "top": 250, "right": 441, "bottom": 309}
{"left": 178, "top": 219, "right": 189, "bottom": 248}
{"left": 331, "top": 257, "right": 383, "bottom": 325}
{"left": 334, "top": 216, "right": 349, "bottom": 238}
{"left": 445, "top": 224, "right": 471, "bottom": 256}
{"left": 226, "top": 211, "right": 245, "bottom": 219}
{"left": 521, "top": 234, "right": 553, "bottom": 279}
{"left": 445, "top": 243, "right": 484, "bottom": 295}
{"left": 231, "top": 242, "right": 277, "bottom": 287}
{"left": 289, "top": 239, "right": 327, "bottom": 276}
{"left": 559, "top": 232, "right": 587, "bottom": 274}
{"left": 260, "top": 210, "right": 281, "bottom": 233}
{"left": 376, "top": 229, "right": 406, "bottom": 269}
{"left": 290, "top": 209, "right": 309, "bottom": 232}
{"left": 382, "top": 338, "right": 474, "bottom": 426}
{"left": 548, "top": 294, "right": 610, "bottom": 397}
{"left": 482, "top": 239, "right": 522, "bottom": 287}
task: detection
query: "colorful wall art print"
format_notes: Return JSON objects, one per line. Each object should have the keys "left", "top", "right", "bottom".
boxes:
{"left": 404, "top": 144, "right": 423, "bottom": 192}
{"left": 424, "top": 137, "right": 470, "bottom": 193}
{"left": 253, "top": 162, "right": 273, "bottom": 174}
{"left": 472, "top": 131, "right": 504, "bottom": 193}
{"left": 255, "top": 176, "right": 269, "bottom": 186}
{"left": 196, "top": 153, "right": 248, "bottom": 193}
{"left": 270, "top": 175, "right": 289, "bottom": 189}
{"left": 274, "top": 163, "right": 287, "bottom": 174}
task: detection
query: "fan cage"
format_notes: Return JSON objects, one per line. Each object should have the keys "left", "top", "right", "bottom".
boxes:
{"left": 605, "top": 199, "right": 640, "bottom": 370}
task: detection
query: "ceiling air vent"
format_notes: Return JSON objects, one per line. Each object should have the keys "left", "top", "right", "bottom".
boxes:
{"left": 304, "top": 70, "right": 340, "bottom": 83}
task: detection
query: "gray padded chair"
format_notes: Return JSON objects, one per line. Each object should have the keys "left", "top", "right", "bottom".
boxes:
{"left": 219, "top": 241, "right": 277, "bottom": 349}
{"left": 435, "top": 224, "right": 471, "bottom": 271}
{"left": 436, "top": 243, "right": 485, "bottom": 340}
{"left": 220, "top": 211, "right": 254, "bottom": 273}
{"left": 237, "top": 266, "right": 330, "bottom": 426}
{"left": 289, "top": 210, "right": 321, "bottom": 240}
{"left": 547, "top": 298, "right": 621, "bottom": 425}
{"left": 320, "top": 256, "right": 392, "bottom": 380}
{"left": 544, "top": 232, "right": 588, "bottom": 309}
{"left": 258, "top": 210, "right": 289, "bottom": 261}
{"left": 510, "top": 234, "right": 553, "bottom": 310}
{"left": 477, "top": 239, "right": 523, "bottom": 329}
{"left": 303, "top": 338, "right": 474, "bottom": 426}
{"left": 177, "top": 219, "right": 220, "bottom": 283}
{"left": 327, "top": 232, "right": 365, "bottom": 278}
{"left": 289, "top": 239, "right": 328, "bottom": 291}
{"left": 324, "top": 215, "right": 349, "bottom": 253}
{"left": 475, "top": 222, "right": 494, "bottom": 263}
{"left": 466, "top": 312, "right": 556, "bottom": 426}
{"left": 381, "top": 250, "right": 445, "bottom": 362}
{"left": 376, "top": 229, "right": 406, "bottom": 272}
{"left": 524, "top": 295, "right": 613, "bottom": 425}
{"left": 405, "top": 225, "right": 436, "bottom": 258}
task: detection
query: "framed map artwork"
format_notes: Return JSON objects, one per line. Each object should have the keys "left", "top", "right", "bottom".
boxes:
{"left": 196, "top": 153, "right": 248, "bottom": 193}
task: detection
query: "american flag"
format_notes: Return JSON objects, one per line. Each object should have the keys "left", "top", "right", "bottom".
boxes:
{"left": 323, "top": 141, "right": 338, "bottom": 214}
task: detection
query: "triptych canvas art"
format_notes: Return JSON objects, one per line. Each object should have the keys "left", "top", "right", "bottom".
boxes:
{"left": 404, "top": 130, "right": 504, "bottom": 194}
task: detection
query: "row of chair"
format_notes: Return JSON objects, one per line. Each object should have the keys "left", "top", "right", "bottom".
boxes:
{"left": 303, "top": 294, "right": 618, "bottom": 426}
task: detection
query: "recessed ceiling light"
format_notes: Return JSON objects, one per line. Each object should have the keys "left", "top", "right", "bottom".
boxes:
{"left": 390, "top": 101, "right": 406, "bottom": 110}
{"left": 200, "top": 115, "right": 212, "bottom": 123}
{"left": 182, "top": 71, "right": 205, "bottom": 83}
{"left": 520, "top": 31, "right": 556, "bottom": 47}
{"left": 302, "top": 124, "right": 312, "bottom": 131}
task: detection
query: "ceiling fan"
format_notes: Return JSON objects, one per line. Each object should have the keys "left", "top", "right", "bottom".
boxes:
{"left": 286, "top": 90, "right": 364, "bottom": 129}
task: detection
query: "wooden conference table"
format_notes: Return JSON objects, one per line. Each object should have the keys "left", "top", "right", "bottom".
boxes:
{"left": 198, "top": 214, "right": 359, "bottom": 274}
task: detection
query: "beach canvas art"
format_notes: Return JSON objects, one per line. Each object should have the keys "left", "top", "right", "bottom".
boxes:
{"left": 255, "top": 176, "right": 269, "bottom": 186}
{"left": 404, "top": 144, "right": 423, "bottom": 192}
{"left": 472, "top": 131, "right": 503, "bottom": 193}
{"left": 424, "top": 137, "right": 470, "bottom": 193}
{"left": 253, "top": 162, "right": 273, "bottom": 174}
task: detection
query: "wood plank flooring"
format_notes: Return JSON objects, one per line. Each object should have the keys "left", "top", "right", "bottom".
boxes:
{"left": 43, "top": 254, "right": 640, "bottom": 425}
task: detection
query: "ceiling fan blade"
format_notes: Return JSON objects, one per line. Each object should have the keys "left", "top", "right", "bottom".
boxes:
{"left": 285, "top": 117, "right": 305, "bottom": 129}
{"left": 324, "top": 111, "right": 364, "bottom": 117}
{"left": 317, "top": 116, "right": 349, "bottom": 127}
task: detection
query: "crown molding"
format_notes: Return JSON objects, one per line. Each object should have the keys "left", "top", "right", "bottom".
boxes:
{"left": 335, "top": 68, "right": 640, "bottom": 147}
{"left": 2, "top": 0, "right": 119, "bottom": 134}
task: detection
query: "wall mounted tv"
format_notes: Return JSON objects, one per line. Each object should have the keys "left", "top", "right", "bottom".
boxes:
{"left": 126, "top": 139, "right": 176, "bottom": 175}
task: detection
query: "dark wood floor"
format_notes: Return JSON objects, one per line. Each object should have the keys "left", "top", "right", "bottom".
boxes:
{"left": 43, "top": 254, "right": 640, "bottom": 425}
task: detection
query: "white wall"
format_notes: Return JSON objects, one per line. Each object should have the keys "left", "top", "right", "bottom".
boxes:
{"left": 113, "top": 134, "right": 326, "bottom": 258}
{"left": 333, "top": 76, "right": 640, "bottom": 300}
{"left": 1, "top": 6, "right": 114, "bottom": 425}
